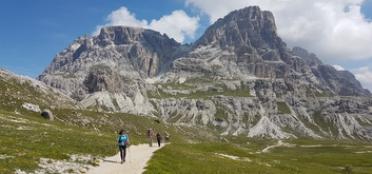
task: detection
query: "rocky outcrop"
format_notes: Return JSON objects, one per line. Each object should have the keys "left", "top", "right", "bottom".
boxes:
{"left": 291, "top": 47, "right": 322, "bottom": 67}
{"left": 313, "top": 65, "right": 370, "bottom": 96}
{"left": 22, "top": 103, "right": 41, "bottom": 113}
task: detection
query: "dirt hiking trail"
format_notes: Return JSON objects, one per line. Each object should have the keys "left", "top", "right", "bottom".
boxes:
{"left": 88, "top": 144, "right": 166, "bottom": 174}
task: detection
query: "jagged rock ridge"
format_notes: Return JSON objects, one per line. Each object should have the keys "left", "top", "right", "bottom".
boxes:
{"left": 39, "top": 6, "right": 372, "bottom": 139}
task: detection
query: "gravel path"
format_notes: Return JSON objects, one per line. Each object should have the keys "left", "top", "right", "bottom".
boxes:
{"left": 87, "top": 144, "right": 166, "bottom": 174}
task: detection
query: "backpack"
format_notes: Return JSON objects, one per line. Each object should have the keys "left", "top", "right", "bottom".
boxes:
{"left": 118, "top": 134, "right": 128, "bottom": 146}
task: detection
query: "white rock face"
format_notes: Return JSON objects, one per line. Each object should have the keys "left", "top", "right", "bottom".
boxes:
{"left": 248, "top": 116, "right": 293, "bottom": 139}
{"left": 80, "top": 91, "right": 154, "bottom": 115}
{"left": 21, "top": 103, "right": 41, "bottom": 113}
{"left": 153, "top": 98, "right": 216, "bottom": 125}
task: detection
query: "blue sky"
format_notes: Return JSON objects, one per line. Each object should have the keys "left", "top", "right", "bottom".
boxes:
{"left": 0, "top": 0, "right": 201, "bottom": 76}
{"left": 0, "top": 0, "right": 371, "bottom": 90}
{"left": 363, "top": 0, "right": 372, "bottom": 17}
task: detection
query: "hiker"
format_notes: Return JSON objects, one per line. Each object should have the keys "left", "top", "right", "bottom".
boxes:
{"left": 164, "top": 132, "right": 170, "bottom": 142}
{"left": 147, "top": 128, "right": 154, "bottom": 147}
{"left": 118, "top": 129, "right": 129, "bottom": 164}
{"left": 156, "top": 132, "right": 162, "bottom": 147}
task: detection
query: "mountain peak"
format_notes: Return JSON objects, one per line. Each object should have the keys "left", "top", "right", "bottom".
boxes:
{"left": 229, "top": 6, "right": 276, "bottom": 28}
{"left": 195, "top": 6, "right": 279, "bottom": 50}
{"left": 96, "top": 26, "right": 179, "bottom": 46}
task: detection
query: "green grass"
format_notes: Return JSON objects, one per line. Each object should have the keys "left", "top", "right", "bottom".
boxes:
{"left": 184, "top": 77, "right": 215, "bottom": 84}
{"left": 145, "top": 143, "right": 270, "bottom": 174}
{"left": 221, "top": 87, "right": 251, "bottom": 97}
{"left": 148, "top": 85, "right": 251, "bottom": 99}
{"left": 0, "top": 108, "right": 185, "bottom": 174}
{"left": 0, "top": 111, "right": 113, "bottom": 173}
{"left": 214, "top": 107, "right": 229, "bottom": 122}
{"left": 305, "top": 87, "right": 333, "bottom": 98}
{"left": 148, "top": 79, "right": 251, "bottom": 99}
{"left": 145, "top": 137, "right": 372, "bottom": 174}
{"left": 160, "top": 82, "right": 194, "bottom": 90}
{"left": 277, "top": 102, "right": 291, "bottom": 114}
{"left": 0, "top": 75, "right": 73, "bottom": 112}
{"left": 241, "top": 113, "right": 261, "bottom": 127}
{"left": 312, "top": 110, "right": 339, "bottom": 136}
{"left": 147, "top": 88, "right": 181, "bottom": 99}
{"left": 0, "top": 78, "right": 43, "bottom": 111}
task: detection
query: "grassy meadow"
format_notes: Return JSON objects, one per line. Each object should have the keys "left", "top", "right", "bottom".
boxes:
{"left": 145, "top": 137, "right": 372, "bottom": 174}
{"left": 0, "top": 108, "right": 180, "bottom": 174}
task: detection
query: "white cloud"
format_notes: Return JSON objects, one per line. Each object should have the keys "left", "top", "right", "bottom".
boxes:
{"left": 106, "top": 7, "right": 148, "bottom": 27}
{"left": 150, "top": 10, "right": 200, "bottom": 43}
{"left": 353, "top": 66, "right": 372, "bottom": 91}
{"left": 332, "top": 64, "right": 345, "bottom": 71}
{"left": 185, "top": 0, "right": 372, "bottom": 60}
{"left": 94, "top": 7, "right": 199, "bottom": 43}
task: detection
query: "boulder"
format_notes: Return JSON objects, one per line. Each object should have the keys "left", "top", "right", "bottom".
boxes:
{"left": 41, "top": 109, "right": 54, "bottom": 121}
{"left": 21, "top": 103, "right": 41, "bottom": 113}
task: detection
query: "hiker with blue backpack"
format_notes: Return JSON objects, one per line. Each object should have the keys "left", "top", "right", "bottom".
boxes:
{"left": 118, "top": 129, "right": 130, "bottom": 164}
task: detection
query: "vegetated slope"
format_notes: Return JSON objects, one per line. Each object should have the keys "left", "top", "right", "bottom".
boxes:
{"left": 0, "top": 106, "right": 217, "bottom": 174}
{"left": 0, "top": 69, "right": 75, "bottom": 112}
{"left": 145, "top": 137, "right": 372, "bottom": 174}
{"left": 39, "top": 6, "right": 372, "bottom": 140}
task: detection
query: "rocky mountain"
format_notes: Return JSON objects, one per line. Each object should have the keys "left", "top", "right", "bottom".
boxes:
{"left": 39, "top": 6, "right": 372, "bottom": 139}
{"left": 39, "top": 27, "right": 188, "bottom": 114}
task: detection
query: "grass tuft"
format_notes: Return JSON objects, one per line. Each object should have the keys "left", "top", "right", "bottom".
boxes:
{"left": 277, "top": 102, "right": 291, "bottom": 114}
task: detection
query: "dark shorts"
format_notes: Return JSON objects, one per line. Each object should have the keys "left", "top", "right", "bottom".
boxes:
{"left": 119, "top": 145, "right": 127, "bottom": 150}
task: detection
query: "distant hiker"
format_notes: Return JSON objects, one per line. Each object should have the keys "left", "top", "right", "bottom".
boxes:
{"left": 164, "top": 132, "right": 170, "bottom": 142}
{"left": 118, "top": 129, "right": 129, "bottom": 164}
{"left": 147, "top": 128, "right": 154, "bottom": 147}
{"left": 156, "top": 132, "right": 162, "bottom": 147}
